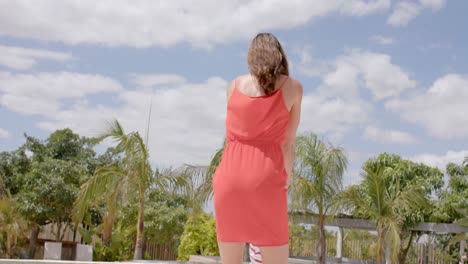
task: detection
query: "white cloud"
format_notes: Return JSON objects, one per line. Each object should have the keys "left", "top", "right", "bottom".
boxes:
{"left": 387, "top": 1, "right": 421, "bottom": 27}
{"left": 363, "top": 126, "right": 417, "bottom": 144}
{"left": 387, "top": 0, "right": 446, "bottom": 27}
{"left": 297, "top": 48, "right": 416, "bottom": 100}
{"left": 386, "top": 74, "right": 468, "bottom": 139}
{"left": 0, "top": 128, "right": 10, "bottom": 139}
{"left": 294, "top": 49, "right": 371, "bottom": 139}
{"left": 295, "top": 48, "right": 415, "bottom": 140}
{"left": 294, "top": 45, "right": 331, "bottom": 77}
{"left": 419, "top": 0, "right": 446, "bottom": 10}
{"left": 299, "top": 94, "right": 371, "bottom": 139}
{"left": 370, "top": 35, "right": 394, "bottom": 45}
{"left": 338, "top": 0, "right": 391, "bottom": 16}
{"left": 0, "top": 45, "right": 71, "bottom": 70}
{"left": 0, "top": 70, "right": 253, "bottom": 167}
{"left": 410, "top": 150, "right": 468, "bottom": 171}
{"left": 344, "top": 168, "right": 364, "bottom": 187}
{"left": 0, "top": 71, "right": 122, "bottom": 115}
{"left": 0, "top": 0, "right": 390, "bottom": 47}
{"left": 418, "top": 42, "right": 451, "bottom": 52}
{"left": 317, "top": 49, "right": 415, "bottom": 101}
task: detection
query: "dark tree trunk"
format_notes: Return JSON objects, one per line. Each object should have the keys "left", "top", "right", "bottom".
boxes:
{"left": 398, "top": 231, "right": 414, "bottom": 264}
{"left": 377, "top": 226, "right": 384, "bottom": 264}
{"left": 27, "top": 225, "right": 40, "bottom": 259}
{"left": 316, "top": 215, "right": 327, "bottom": 264}
{"left": 133, "top": 191, "right": 145, "bottom": 260}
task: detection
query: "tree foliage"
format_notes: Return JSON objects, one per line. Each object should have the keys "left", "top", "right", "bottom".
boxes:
{"left": 432, "top": 159, "right": 468, "bottom": 223}
{"left": 177, "top": 213, "right": 219, "bottom": 261}
{"left": 335, "top": 162, "right": 431, "bottom": 264}
{"left": 291, "top": 132, "right": 348, "bottom": 264}
{"left": 73, "top": 120, "right": 153, "bottom": 259}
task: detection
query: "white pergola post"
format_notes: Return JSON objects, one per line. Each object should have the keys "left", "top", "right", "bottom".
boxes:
{"left": 336, "top": 227, "right": 343, "bottom": 259}
{"left": 460, "top": 240, "right": 466, "bottom": 264}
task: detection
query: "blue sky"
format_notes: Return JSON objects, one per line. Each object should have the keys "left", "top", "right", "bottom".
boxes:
{"left": 0, "top": 0, "right": 467, "bottom": 186}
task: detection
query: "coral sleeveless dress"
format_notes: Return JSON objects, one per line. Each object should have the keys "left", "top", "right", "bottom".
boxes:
{"left": 213, "top": 78, "right": 290, "bottom": 246}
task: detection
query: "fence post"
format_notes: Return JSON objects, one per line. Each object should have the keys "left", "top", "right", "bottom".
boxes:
{"left": 422, "top": 243, "right": 428, "bottom": 264}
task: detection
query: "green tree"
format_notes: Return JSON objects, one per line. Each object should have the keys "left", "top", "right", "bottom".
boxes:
{"left": 363, "top": 153, "right": 444, "bottom": 263}
{"left": 177, "top": 213, "right": 219, "bottom": 261}
{"left": 73, "top": 120, "right": 152, "bottom": 260}
{"left": 433, "top": 159, "right": 468, "bottom": 223}
{"left": 119, "top": 169, "right": 189, "bottom": 246}
{"left": 13, "top": 129, "right": 95, "bottom": 258}
{"left": 174, "top": 165, "right": 214, "bottom": 215}
{"left": 291, "top": 132, "right": 348, "bottom": 264}
{"left": 16, "top": 158, "right": 85, "bottom": 240}
{"left": 448, "top": 209, "right": 468, "bottom": 247}
{"left": 142, "top": 179, "right": 188, "bottom": 244}
{"left": 431, "top": 157, "right": 468, "bottom": 259}
{"left": 0, "top": 148, "right": 31, "bottom": 195}
{"left": 335, "top": 165, "right": 430, "bottom": 264}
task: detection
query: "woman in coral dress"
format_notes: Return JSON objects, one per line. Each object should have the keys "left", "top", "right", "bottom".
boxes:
{"left": 213, "top": 33, "right": 303, "bottom": 264}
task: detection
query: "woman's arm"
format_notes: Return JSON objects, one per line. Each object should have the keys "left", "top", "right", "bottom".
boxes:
{"left": 282, "top": 81, "right": 303, "bottom": 187}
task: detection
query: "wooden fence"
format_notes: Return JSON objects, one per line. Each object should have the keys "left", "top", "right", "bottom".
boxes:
{"left": 291, "top": 239, "right": 456, "bottom": 264}
{"left": 407, "top": 244, "right": 456, "bottom": 264}
{"left": 143, "top": 240, "right": 178, "bottom": 260}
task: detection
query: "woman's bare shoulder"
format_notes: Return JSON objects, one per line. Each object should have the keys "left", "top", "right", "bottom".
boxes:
{"left": 234, "top": 74, "right": 251, "bottom": 85}
{"left": 227, "top": 74, "right": 249, "bottom": 98}
{"left": 284, "top": 77, "right": 303, "bottom": 99}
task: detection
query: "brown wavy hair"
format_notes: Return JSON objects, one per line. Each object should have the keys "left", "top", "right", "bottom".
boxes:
{"left": 247, "top": 33, "right": 289, "bottom": 95}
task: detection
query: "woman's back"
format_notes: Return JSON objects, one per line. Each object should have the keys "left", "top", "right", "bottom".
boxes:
{"left": 213, "top": 33, "right": 302, "bottom": 264}
{"left": 213, "top": 74, "right": 297, "bottom": 246}
{"left": 225, "top": 75, "right": 290, "bottom": 145}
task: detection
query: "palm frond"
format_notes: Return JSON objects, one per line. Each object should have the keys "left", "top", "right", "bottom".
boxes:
{"left": 448, "top": 233, "right": 468, "bottom": 246}
{"left": 95, "top": 119, "right": 127, "bottom": 144}
{"left": 73, "top": 163, "right": 126, "bottom": 223}
{"left": 208, "top": 140, "right": 225, "bottom": 176}
{"left": 390, "top": 186, "right": 430, "bottom": 216}
{"left": 361, "top": 166, "right": 387, "bottom": 216}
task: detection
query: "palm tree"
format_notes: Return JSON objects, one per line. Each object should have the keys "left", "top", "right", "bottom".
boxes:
{"left": 171, "top": 140, "right": 225, "bottom": 217}
{"left": 0, "top": 194, "right": 29, "bottom": 258}
{"left": 334, "top": 166, "right": 430, "bottom": 264}
{"left": 0, "top": 172, "right": 6, "bottom": 198}
{"left": 0, "top": 175, "right": 4, "bottom": 198}
{"left": 73, "top": 120, "right": 152, "bottom": 260}
{"left": 207, "top": 140, "right": 225, "bottom": 178}
{"left": 178, "top": 165, "right": 215, "bottom": 215}
{"left": 291, "top": 132, "right": 348, "bottom": 264}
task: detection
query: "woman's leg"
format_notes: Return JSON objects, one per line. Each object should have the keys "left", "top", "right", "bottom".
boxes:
{"left": 259, "top": 244, "right": 289, "bottom": 264}
{"left": 218, "top": 242, "right": 246, "bottom": 264}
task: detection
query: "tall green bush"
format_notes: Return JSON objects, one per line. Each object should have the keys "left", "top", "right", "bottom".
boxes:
{"left": 177, "top": 213, "right": 219, "bottom": 260}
